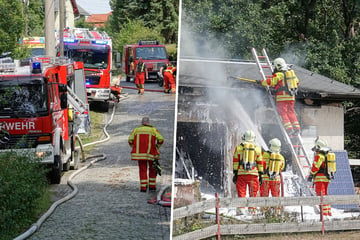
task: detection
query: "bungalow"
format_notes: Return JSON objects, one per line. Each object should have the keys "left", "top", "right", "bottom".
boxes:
{"left": 176, "top": 58, "right": 360, "bottom": 199}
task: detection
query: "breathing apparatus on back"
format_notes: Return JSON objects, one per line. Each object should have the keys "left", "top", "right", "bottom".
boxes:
{"left": 267, "top": 138, "right": 282, "bottom": 179}
{"left": 241, "top": 130, "right": 257, "bottom": 170}
{"left": 273, "top": 58, "right": 298, "bottom": 96}
{"left": 312, "top": 137, "right": 336, "bottom": 180}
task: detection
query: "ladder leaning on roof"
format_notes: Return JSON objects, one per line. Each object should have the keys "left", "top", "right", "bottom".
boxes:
{"left": 251, "top": 48, "right": 315, "bottom": 196}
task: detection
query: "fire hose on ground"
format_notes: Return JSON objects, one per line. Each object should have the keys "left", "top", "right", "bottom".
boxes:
{"left": 14, "top": 98, "right": 124, "bottom": 240}
{"left": 121, "top": 85, "right": 165, "bottom": 92}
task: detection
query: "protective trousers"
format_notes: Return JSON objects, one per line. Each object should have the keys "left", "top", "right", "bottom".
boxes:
{"left": 260, "top": 179, "right": 281, "bottom": 197}
{"left": 236, "top": 174, "right": 259, "bottom": 213}
{"left": 135, "top": 72, "right": 145, "bottom": 94}
{"left": 315, "top": 181, "right": 331, "bottom": 216}
{"left": 138, "top": 160, "right": 157, "bottom": 191}
{"left": 276, "top": 100, "right": 300, "bottom": 133}
{"left": 164, "top": 72, "right": 176, "bottom": 93}
{"left": 260, "top": 178, "right": 282, "bottom": 213}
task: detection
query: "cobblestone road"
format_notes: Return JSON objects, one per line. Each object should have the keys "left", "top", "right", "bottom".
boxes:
{"left": 29, "top": 80, "right": 175, "bottom": 240}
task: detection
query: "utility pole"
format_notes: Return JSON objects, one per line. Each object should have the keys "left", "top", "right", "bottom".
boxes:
{"left": 24, "top": 0, "right": 29, "bottom": 36}
{"left": 59, "top": 0, "right": 64, "bottom": 57}
{"left": 45, "top": 0, "right": 55, "bottom": 57}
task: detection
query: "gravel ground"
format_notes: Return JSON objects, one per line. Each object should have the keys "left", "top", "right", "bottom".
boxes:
{"left": 28, "top": 80, "right": 175, "bottom": 240}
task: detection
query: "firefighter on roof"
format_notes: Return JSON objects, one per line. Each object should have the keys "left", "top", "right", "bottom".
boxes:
{"left": 308, "top": 137, "right": 336, "bottom": 216}
{"left": 260, "top": 138, "right": 285, "bottom": 215}
{"left": 258, "top": 58, "right": 300, "bottom": 136}
{"left": 135, "top": 57, "right": 148, "bottom": 95}
{"left": 233, "top": 130, "right": 264, "bottom": 215}
{"left": 128, "top": 117, "right": 164, "bottom": 192}
{"left": 163, "top": 61, "right": 177, "bottom": 94}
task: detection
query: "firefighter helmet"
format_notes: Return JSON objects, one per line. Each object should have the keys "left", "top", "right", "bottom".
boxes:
{"left": 314, "top": 137, "right": 328, "bottom": 151}
{"left": 141, "top": 117, "right": 150, "bottom": 125}
{"left": 269, "top": 138, "right": 281, "bottom": 152}
{"left": 273, "top": 58, "right": 287, "bottom": 71}
{"left": 242, "top": 130, "right": 256, "bottom": 142}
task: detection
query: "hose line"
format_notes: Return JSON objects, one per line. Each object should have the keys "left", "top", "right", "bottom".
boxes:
{"left": 14, "top": 97, "right": 126, "bottom": 240}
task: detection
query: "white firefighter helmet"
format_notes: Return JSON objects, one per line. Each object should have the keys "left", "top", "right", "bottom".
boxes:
{"left": 269, "top": 138, "right": 281, "bottom": 152}
{"left": 314, "top": 137, "right": 328, "bottom": 151}
{"left": 242, "top": 130, "right": 256, "bottom": 142}
{"left": 273, "top": 58, "right": 288, "bottom": 71}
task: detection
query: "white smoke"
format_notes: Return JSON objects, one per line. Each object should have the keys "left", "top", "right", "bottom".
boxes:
{"left": 179, "top": 18, "right": 268, "bottom": 150}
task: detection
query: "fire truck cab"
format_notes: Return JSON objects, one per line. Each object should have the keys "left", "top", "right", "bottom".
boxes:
{"left": 58, "top": 28, "right": 113, "bottom": 111}
{"left": 0, "top": 56, "right": 89, "bottom": 184}
{"left": 122, "top": 40, "right": 169, "bottom": 82}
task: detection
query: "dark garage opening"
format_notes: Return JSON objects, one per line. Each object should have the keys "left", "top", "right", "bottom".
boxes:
{"left": 176, "top": 121, "right": 226, "bottom": 192}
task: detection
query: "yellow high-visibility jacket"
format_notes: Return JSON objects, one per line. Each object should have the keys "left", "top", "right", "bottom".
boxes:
{"left": 233, "top": 142, "right": 263, "bottom": 176}
{"left": 261, "top": 70, "right": 299, "bottom": 102}
{"left": 128, "top": 124, "right": 164, "bottom": 161}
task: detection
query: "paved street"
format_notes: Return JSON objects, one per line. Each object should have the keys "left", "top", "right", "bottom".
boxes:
{"left": 28, "top": 79, "right": 176, "bottom": 240}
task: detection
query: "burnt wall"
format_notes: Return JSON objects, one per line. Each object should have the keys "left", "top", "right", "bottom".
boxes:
{"left": 177, "top": 122, "right": 226, "bottom": 192}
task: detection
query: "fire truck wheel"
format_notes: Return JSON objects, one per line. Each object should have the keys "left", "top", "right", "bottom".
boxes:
{"left": 63, "top": 159, "right": 70, "bottom": 171}
{"left": 50, "top": 155, "right": 62, "bottom": 184}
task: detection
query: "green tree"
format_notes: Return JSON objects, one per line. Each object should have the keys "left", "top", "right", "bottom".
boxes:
{"left": 75, "top": 17, "right": 92, "bottom": 29}
{"left": 112, "top": 19, "right": 165, "bottom": 52}
{"left": 25, "top": 0, "right": 45, "bottom": 36}
{"left": 0, "top": 1, "right": 25, "bottom": 56}
{"left": 109, "top": 0, "right": 178, "bottom": 43}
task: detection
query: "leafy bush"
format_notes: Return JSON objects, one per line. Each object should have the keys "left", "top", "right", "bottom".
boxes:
{"left": 112, "top": 19, "right": 165, "bottom": 55}
{"left": 166, "top": 43, "right": 178, "bottom": 62}
{"left": 0, "top": 152, "right": 48, "bottom": 240}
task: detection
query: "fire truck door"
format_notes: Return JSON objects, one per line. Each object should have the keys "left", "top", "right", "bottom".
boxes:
{"left": 73, "top": 69, "right": 90, "bottom": 134}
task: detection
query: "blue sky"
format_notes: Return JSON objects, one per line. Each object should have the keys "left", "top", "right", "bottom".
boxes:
{"left": 76, "top": 0, "right": 111, "bottom": 14}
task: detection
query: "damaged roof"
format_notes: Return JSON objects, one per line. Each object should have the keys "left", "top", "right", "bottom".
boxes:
{"left": 178, "top": 59, "right": 360, "bottom": 101}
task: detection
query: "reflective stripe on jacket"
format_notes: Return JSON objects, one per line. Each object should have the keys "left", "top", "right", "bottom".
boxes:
{"left": 128, "top": 124, "right": 164, "bottom": 161}
{"left": 310, "top": 152, "right": 330, "bottom": 183}
{"left": 164, "top": 66, "right": 176, "bottom": 74}
{"left": 233, "top": 142, "right": 263, "bottom": 176}
{"left": 136, "top": 62, "right": 146, "bottom": 73}
{"left": 261, "top": 70, "right": 299, "bottom": 102}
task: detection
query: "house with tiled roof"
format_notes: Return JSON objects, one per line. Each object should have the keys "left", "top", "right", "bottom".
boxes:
{"left": 85, "top": 12, "right": 112, "bottom": 28}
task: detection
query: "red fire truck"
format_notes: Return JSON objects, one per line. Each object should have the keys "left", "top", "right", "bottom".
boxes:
{"left": 122, "top": 40, "right": 169, "bottom": 83}
{"left": 58, "top": 28, "right": 113, "bottom": 111}
{"left": 0, "top": 56, "right": 89, "bottom": 184}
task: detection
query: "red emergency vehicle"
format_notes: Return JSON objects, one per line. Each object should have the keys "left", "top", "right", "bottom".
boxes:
{"left": 58, "top": 28, "right": 113, "bottom": 111}
{"left": 0, "top": 56, "right": 89, "bottom": 184}
{"left": 122, "top": 40, "right": 169, "bottom": 82}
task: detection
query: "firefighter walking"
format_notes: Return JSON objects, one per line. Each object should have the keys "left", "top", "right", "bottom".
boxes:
{"left": 128, "top": 117, "right": 164, "bottom": 192}
{"left": 233, "top": 130, "right": 264, "bottom": 215}
{"left": 308, "top": 137, "right": 336, "bottom": 217}
{"left": 258, "top": 58, "right": 300, "bottom": 136}
{"left": 260, "top": 138, "right": 285, "bottom": 215}
{"left": 134, "top": 57, "right": 148, "bottom": 95}
{"left": 163, "top": 61, "right": 177, "bottom": 94}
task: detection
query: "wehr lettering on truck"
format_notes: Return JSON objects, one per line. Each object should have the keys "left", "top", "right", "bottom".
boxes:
{"left": 0, "top": 121, "right": 35, "bottom": 131}
{"left": 0, "top": 56, "right": 89, "bottom": 184}
{"left": 57, "top": 28, "right": 114, "bottom": 111}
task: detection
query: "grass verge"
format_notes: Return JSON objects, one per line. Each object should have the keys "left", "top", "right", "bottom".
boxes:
{"left": 76, "top": 109, "right": 106, "bottom": 156}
